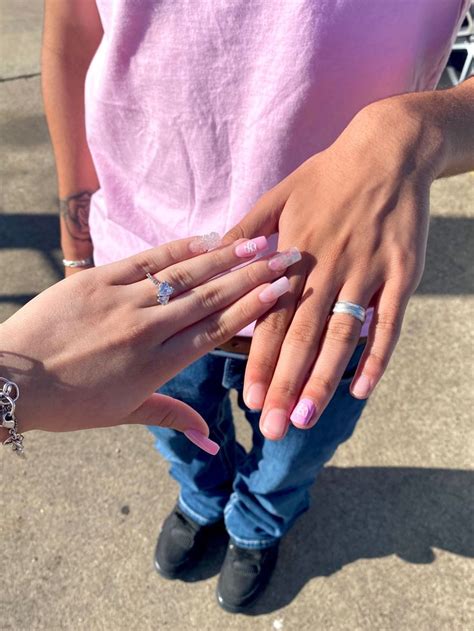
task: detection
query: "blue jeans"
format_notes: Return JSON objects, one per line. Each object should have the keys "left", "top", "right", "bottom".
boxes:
{"left": 149, "top": 343, "right": 367, "bottom": 549}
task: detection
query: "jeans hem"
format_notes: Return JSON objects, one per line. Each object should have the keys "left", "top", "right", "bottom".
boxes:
{"left": 225, "top": 502, "right": 280, "bottom": 549}
{"left": 178, "top": 495, "right": 224, "bottom": 527}
{"left": 226, "top": 530, "right": 280, "bottom": 550}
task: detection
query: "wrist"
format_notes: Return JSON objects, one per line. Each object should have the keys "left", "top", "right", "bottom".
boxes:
{"left": 356, "top": 94, "right": 446, "bottom": 183}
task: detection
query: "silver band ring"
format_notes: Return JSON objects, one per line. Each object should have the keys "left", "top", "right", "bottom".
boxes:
{"left": 332, "top": 300, "right": 366, "bottom": 324}
{"left": 146, "top": 273, "right": 175, "bottom": 306}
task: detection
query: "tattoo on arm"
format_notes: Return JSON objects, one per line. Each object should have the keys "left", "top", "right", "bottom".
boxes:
{"left": 59, "top": 190, "right": 96, "bottom": 242}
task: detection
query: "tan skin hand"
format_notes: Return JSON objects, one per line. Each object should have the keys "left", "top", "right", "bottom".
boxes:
{"left": 224, "top": 94, "right": 443, "bottom": 440}
{"left": 64, "top": 266, "right": 92, "bottom": 278}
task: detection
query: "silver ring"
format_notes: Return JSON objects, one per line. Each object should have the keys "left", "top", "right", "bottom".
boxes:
{"left": 332, "top": 300, "right": 366, "bottom": 323}
{"left": 146, "top": 273, "right": 175, "bottom": 306}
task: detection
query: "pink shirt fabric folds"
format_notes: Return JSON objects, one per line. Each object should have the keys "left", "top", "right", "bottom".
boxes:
{"left": 86, "top": 0, "right": 469, "bottom": 336}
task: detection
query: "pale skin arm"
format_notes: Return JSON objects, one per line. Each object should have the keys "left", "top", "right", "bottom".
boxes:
{"left": 224, "top": 77, "right": 474, "bottom": 440}
{"left": 0, "top": 236, "right": 298, "bottom": 451}
{"left": 42, "top": 0, "right": 103, "bottom": 273}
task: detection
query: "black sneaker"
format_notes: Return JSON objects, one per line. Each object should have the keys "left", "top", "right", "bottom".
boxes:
{"left": 216, "top": 540, "right": 279, "bottom": 613}
{"left": 154, "top": 504, "right": 223, "bottom": 579}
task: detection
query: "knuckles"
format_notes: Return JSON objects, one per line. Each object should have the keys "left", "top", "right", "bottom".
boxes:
{"left": 199, "top": 315, "right": 233, "bottom": 346}
{"left": 325, "top": 318, "right": 360, "bottom": 345}
{"left": 198, "top": 285, "right": 226, "bottom": 312}
{"left": 166, "top": 265, "right": 195, "bottom": 291}
{"left": 224, "top": 224, "right": 247, "bottom": 243}
{"left": 255, "top": 309, "right": 291, "bottom": 336}
{"left": 286, "top": 320, "right": 317, "bottom": 347}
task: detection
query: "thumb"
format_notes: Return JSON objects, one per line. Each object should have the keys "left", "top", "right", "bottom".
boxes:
{"left": 222, "top": 182, "right": 289, "bottom": 244}
{"left": 127, "top": 393, "right": 220, "bottom": 455}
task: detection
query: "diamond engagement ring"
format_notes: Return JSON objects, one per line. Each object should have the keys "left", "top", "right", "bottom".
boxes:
{"left": 146, "top": 273, "right": 175, "bottom": 305}
{"left": 332, "top": 300, "right": 366, "bottom": 324}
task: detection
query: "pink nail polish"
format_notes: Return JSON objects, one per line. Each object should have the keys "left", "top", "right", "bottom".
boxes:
{"left": 258, "top": 276, "right": 290, "bottom": 303}
{"left": 234, "top": 236, "right": 268, "bottom": 258}
{"left": 184, "top": 430, "right": 220, "bottom": 455}
{"left": 189, "top": 232, "right": 221, "bottom": 254}
{"left": 351, "top": 375, "right": 372, "bottom": 399}
{"left": 261, "top": 408, "right": 288, "bottom": 439}
{"left": 290, "top": 398, "right": 316, "bottom": 426}
{"left": 268, "top": 247, "right": 302, "bottom": 272}
{"left": 245, "top": 383, "right": 266, "bottom": 410}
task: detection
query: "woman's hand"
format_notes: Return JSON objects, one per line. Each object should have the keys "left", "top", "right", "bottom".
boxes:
{"left": 224, "top": 91, "right": 456, "bottom": 440}
{"left": 0, "top": 235, "right": 296, "bottom": 453}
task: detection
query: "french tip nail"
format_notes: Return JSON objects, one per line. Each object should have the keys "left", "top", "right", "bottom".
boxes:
{"left": 184, "top": 430, "right": 220, "bottom": 455}
{"left": 258, "top": 276, "right": 290, "bottom": 303}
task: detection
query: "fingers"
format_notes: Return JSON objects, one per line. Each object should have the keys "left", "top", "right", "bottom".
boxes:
{"left": 255, "top": 273, "right": 339, "bottom": 440}
{"left": 242, "top": 267, "right": 308, "bottom": 411}
{"left": 105, "top": 234, "right": 222, "bottom": 285}
{"left": 287, "top": 281, "right": 375, "bottom": 433}
{"left": 159, "top": 277, "right": 291, "bottom": 378}
{"left": 243, "top": 262, "right": 331, "bottom": 412}
{"left": 350, "top": 280, "right": 409, "bottom": 400}
{"left": 222, "top": 182, "right": 290, "bottom": 244}
{"left": 134, "top": 235, "right": 270, "bottom": 307}
{"left": 126, "top": 393, "right": 220, "bottom": 455}
{"left": 144, "top": 249, "right": 301, "bottom": 340}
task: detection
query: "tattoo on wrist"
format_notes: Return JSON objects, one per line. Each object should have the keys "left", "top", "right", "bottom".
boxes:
{"left": 59, "top": 190, "right": 95, "bottom": 242}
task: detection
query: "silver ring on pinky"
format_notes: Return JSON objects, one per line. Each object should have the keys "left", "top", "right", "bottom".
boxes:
{"left": 146, "top": 273, "right": 175, "bottom": 306}
{"left": 332, "top": 300, "right": 366, "bottom": 324}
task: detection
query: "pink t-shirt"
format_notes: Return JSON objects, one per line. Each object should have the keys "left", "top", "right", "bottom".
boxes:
{"left": 86, "top": 0, "right": 469, "bottom": 337}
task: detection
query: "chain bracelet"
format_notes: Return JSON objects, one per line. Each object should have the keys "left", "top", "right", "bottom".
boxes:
{"left": 0, "top": 378, "right": 24, "bottom": 455}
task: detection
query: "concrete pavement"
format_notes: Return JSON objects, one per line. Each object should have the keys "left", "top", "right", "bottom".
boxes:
{"left": 1, "top": 3, "right": 473, "bottom": 630}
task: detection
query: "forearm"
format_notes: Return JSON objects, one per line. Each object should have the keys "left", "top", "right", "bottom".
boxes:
{"left": 42, "top": 0, "right": 103, "bottom": 258}
{"left": 433, "top": 77, "right": 474, "bottom": 177}
{"left": 391, "top": 78, "right": 474, "bottom": 179}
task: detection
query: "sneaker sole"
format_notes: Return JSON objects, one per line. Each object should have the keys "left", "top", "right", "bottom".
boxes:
{"left": 154, "top": 556, "right": 189, "bottom": 580}
{"left": 215, "top": 587, "right": 262, "bottom": 614}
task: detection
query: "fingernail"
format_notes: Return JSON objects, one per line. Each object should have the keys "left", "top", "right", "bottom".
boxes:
{"left": 351, "top": 375, "right": 372, "bottom": 399}
{"left": 261, "top": 408, "right": 288, "bottom": 439}
{"left": 290, "top": 398, "right": 316, "bottom": 427}
{"left": 245, "top": 383, "right": 266, "bottom": 410}
{"left": 235, "top": 236, "right": 268, "bottom": 258}
{"left": 184, "top": 430, "right": 220, "bottom": 455}
{"left": 258, "top": 276, "right": 290, "bottom": 303}
{"left": 268, "top": 247, "right": 302, "bottom": 271}
{"left": 189, "top": 232, "right": 221, "bottom": 254}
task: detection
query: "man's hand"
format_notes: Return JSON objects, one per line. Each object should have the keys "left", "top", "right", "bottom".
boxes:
{"left": 65, "top": 266, "right": 93, "bottom": 278}
{"left": 224, "top": 80, "right": 474, "bottom": 440}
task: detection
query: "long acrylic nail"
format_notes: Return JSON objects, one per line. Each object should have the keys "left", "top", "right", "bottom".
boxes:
{"left": 290, "top": 398, "right": 316, "bottom": 427}
{"left": 261, "top": 408, "right": 288, "bottom": 439}
{"left": 189, "top": 232, "right": 221, "bottom": 254}
{"left": 184, "top": 430, "right": 220, "bottom": 455}
{"left": 351, "top": 375, "right": 372, "bottom": 399}
{"left": 235, "top": 236, "right": 268, "bottom": 258}
{"left": 268, "top": 247, "right": 302, "bottom": 272}
{"left": 258, "top": 276, "right": 290, "bottom": 303}
{"left": 245, "top": 383, "right": 266, "bottom": 410}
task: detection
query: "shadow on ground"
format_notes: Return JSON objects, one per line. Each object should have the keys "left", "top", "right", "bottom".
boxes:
{"left": 157, "top": 466, "right": 472, "bottom": 614}
{"left": 235, "top": 465, "right": 473, "bottom": 615}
